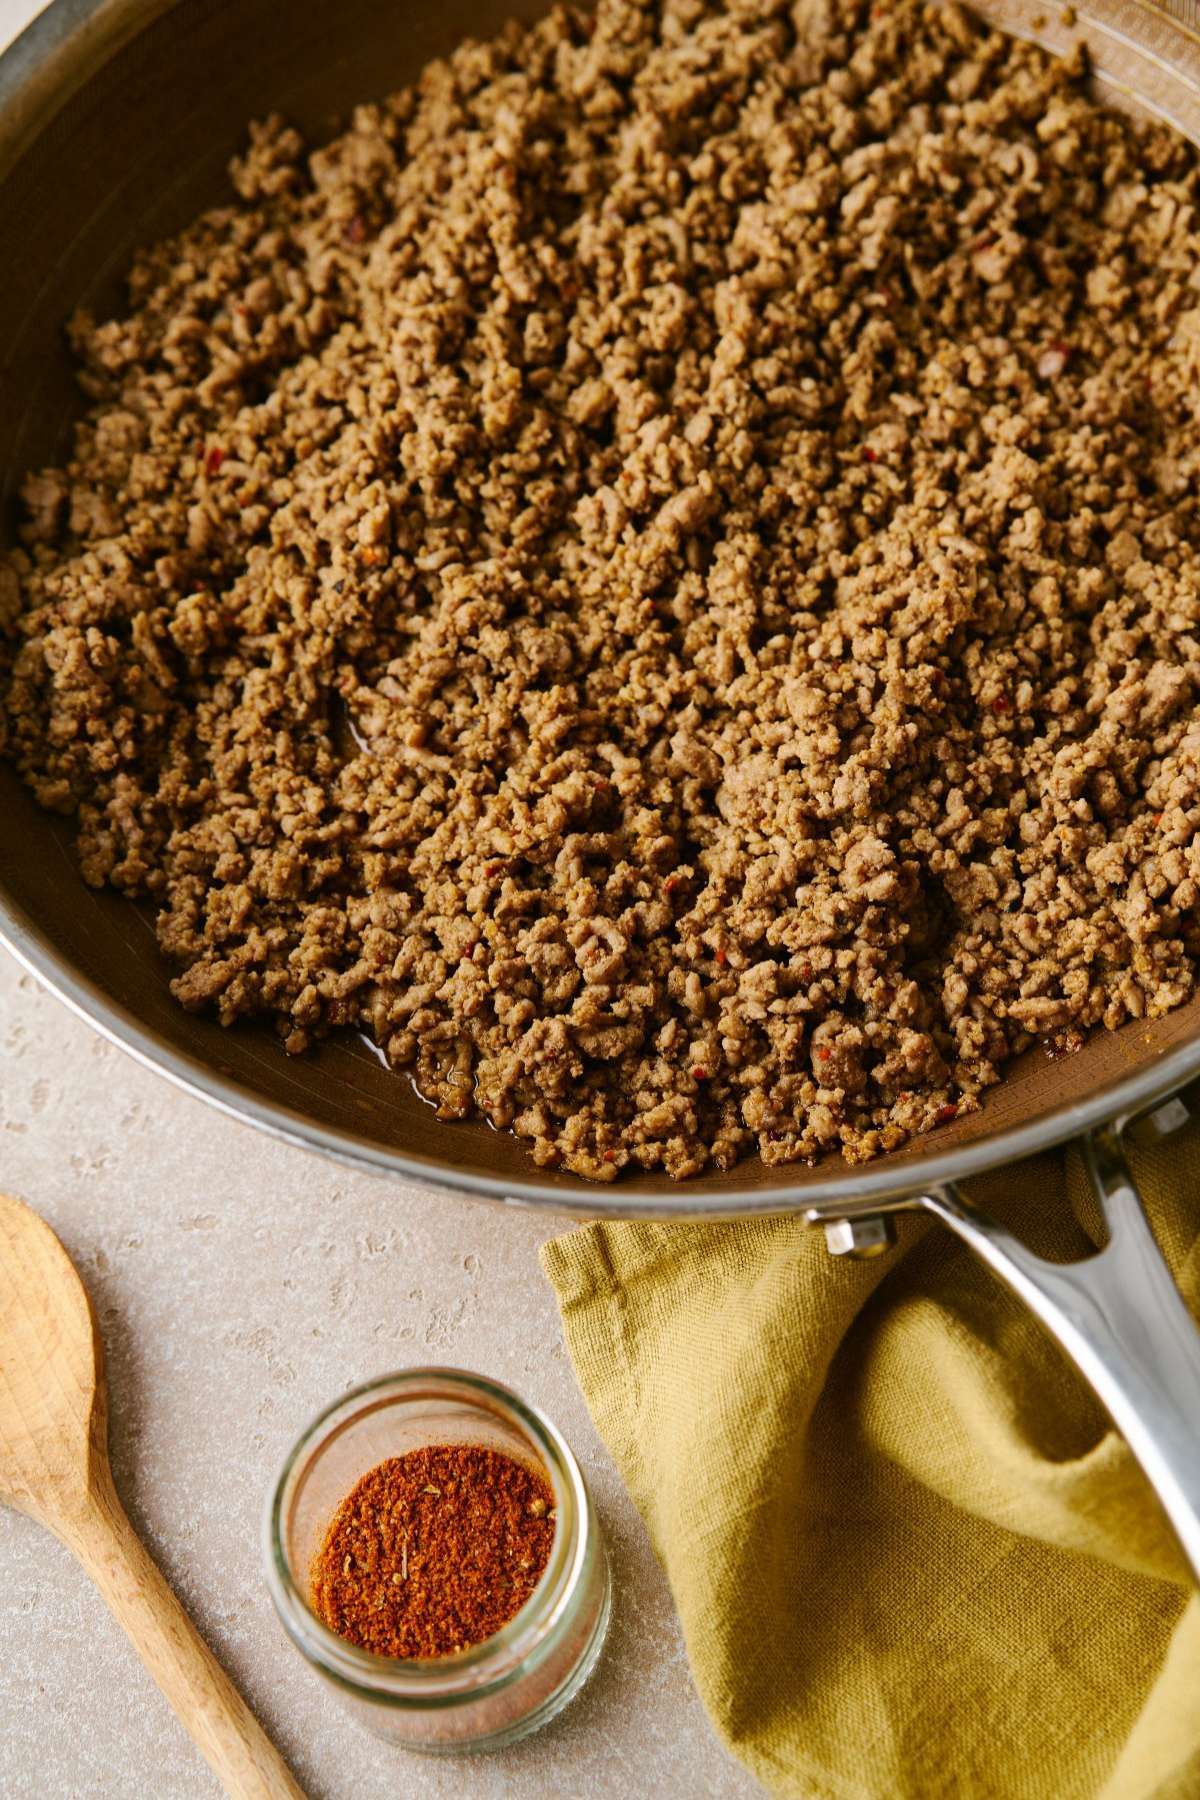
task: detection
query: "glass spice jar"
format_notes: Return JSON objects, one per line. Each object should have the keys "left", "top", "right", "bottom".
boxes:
{"left": 263, "top": 1367, "right": 612, "bottom": 1752}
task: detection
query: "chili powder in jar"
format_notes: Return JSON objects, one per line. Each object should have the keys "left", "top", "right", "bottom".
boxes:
{"left": 311, "top": 1444, "right": 556, "bottom": 1658}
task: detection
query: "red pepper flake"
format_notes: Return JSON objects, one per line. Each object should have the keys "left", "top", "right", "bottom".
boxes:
{"left": 715, "top": 948, "right": 728, "bottom": 965}
{"left": 936, "top": 1102, "right": 958, "bottom": 1124}
{"left": 801, "top": 963, "right": 814, "bottom": 981}
{"left": 344, "top": 214, "right": 367, "bottom": 245}
{"left": 205, "top": 446, "right": 225, "bottom": 476}
{"left": 863, "top": 446, "right": 878, "bottom": 463}
{"left": 664, "top": 875, "right": 682, "bottom": 895}
{"left": 692, "top": 1067, "right": 708, "bottom": 1081}
{"left": 991, "top": 696, "right": 1009, "bottom": 715}
{"left": 1152, "top": 812, "right": 1163, "bottom": 825}
{"left": 483, "top": 861, "right": 504, "bottom": 878}
{"left": 603, "top": 1149, "right": 616, "bottom": 1163}
{"left": 816, "top": 1047, "right": 832, "bottom": 1061}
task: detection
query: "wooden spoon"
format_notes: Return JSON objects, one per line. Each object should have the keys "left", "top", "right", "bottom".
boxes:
{"left": 0, "top": 1191, "right": 306, "bottom": 1799}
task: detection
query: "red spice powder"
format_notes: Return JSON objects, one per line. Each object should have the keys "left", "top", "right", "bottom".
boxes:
{"left": 311, "top": 1445, "right": 556, "bottom": 1658}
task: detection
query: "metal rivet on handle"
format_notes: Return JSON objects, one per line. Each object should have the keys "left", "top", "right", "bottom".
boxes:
{"left": 823, "top": 1215, "right": 897, "bottom": 1259}
{"left": 1127, "top": 1095, "right": 1190, "bottom": 1145}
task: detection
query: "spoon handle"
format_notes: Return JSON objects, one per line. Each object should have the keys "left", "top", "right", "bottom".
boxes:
{"left": 65, "top": 1468, "right": 306, "bottom": 1800}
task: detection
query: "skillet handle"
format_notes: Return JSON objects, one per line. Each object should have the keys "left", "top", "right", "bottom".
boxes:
{"left": 920, "top": 1125, "right": 1200, "bottom": 1584}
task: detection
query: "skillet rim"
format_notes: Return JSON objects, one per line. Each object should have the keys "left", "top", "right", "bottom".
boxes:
{"left": 6, "top": 887, "right": 1200, "bottom": 1217}
{"left": 5, "top": 0, "right": 1200, "bottom": 1217}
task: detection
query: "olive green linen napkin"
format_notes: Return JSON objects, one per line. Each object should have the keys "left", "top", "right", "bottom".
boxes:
{"left": 540, "top": 1124, "right": 1200, "bottom": 1800}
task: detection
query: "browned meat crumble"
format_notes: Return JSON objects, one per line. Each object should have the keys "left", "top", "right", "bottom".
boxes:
{"left": 4, "top": 0, "right": 1200, "bottom": 1181}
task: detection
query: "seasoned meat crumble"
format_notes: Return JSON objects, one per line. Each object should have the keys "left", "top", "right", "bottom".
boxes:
{"left": 4, "top": 0, "right": 1200, "bottom": 1180}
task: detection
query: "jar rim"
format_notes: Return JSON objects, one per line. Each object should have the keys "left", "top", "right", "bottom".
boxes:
{"left": 262, "top": 1365, "right": 594, "bottom": 1704}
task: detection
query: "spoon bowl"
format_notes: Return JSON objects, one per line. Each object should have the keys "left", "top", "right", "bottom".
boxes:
{"left": 0, "top": 1192, "right": 104, "bottom": 1527}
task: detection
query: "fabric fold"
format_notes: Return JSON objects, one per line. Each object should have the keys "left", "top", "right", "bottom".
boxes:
{"left": 542, "top": 1127, "right": 1200, "bottom": 1799}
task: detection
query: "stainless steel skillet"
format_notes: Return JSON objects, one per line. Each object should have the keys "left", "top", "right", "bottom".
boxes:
{"left": 3, "top": 0, "right": 1200, "bottom": 1577}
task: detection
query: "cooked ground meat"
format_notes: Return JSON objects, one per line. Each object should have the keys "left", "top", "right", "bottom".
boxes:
{"left": 4, "top": 0, "right": 1200, "bottom": 1181}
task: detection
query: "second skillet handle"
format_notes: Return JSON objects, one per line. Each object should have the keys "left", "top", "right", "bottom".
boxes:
{"left": 920, "top": 1126, "right": 1200, "bottom": 1584}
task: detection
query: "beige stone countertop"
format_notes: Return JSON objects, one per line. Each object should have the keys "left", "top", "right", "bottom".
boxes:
{"left": 0, "top": 946, "right": 760, "bottom": 1799}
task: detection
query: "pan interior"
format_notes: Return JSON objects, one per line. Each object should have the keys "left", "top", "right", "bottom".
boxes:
{"left": 2, "top": 0, "right": 1200, "bottom": 1207}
